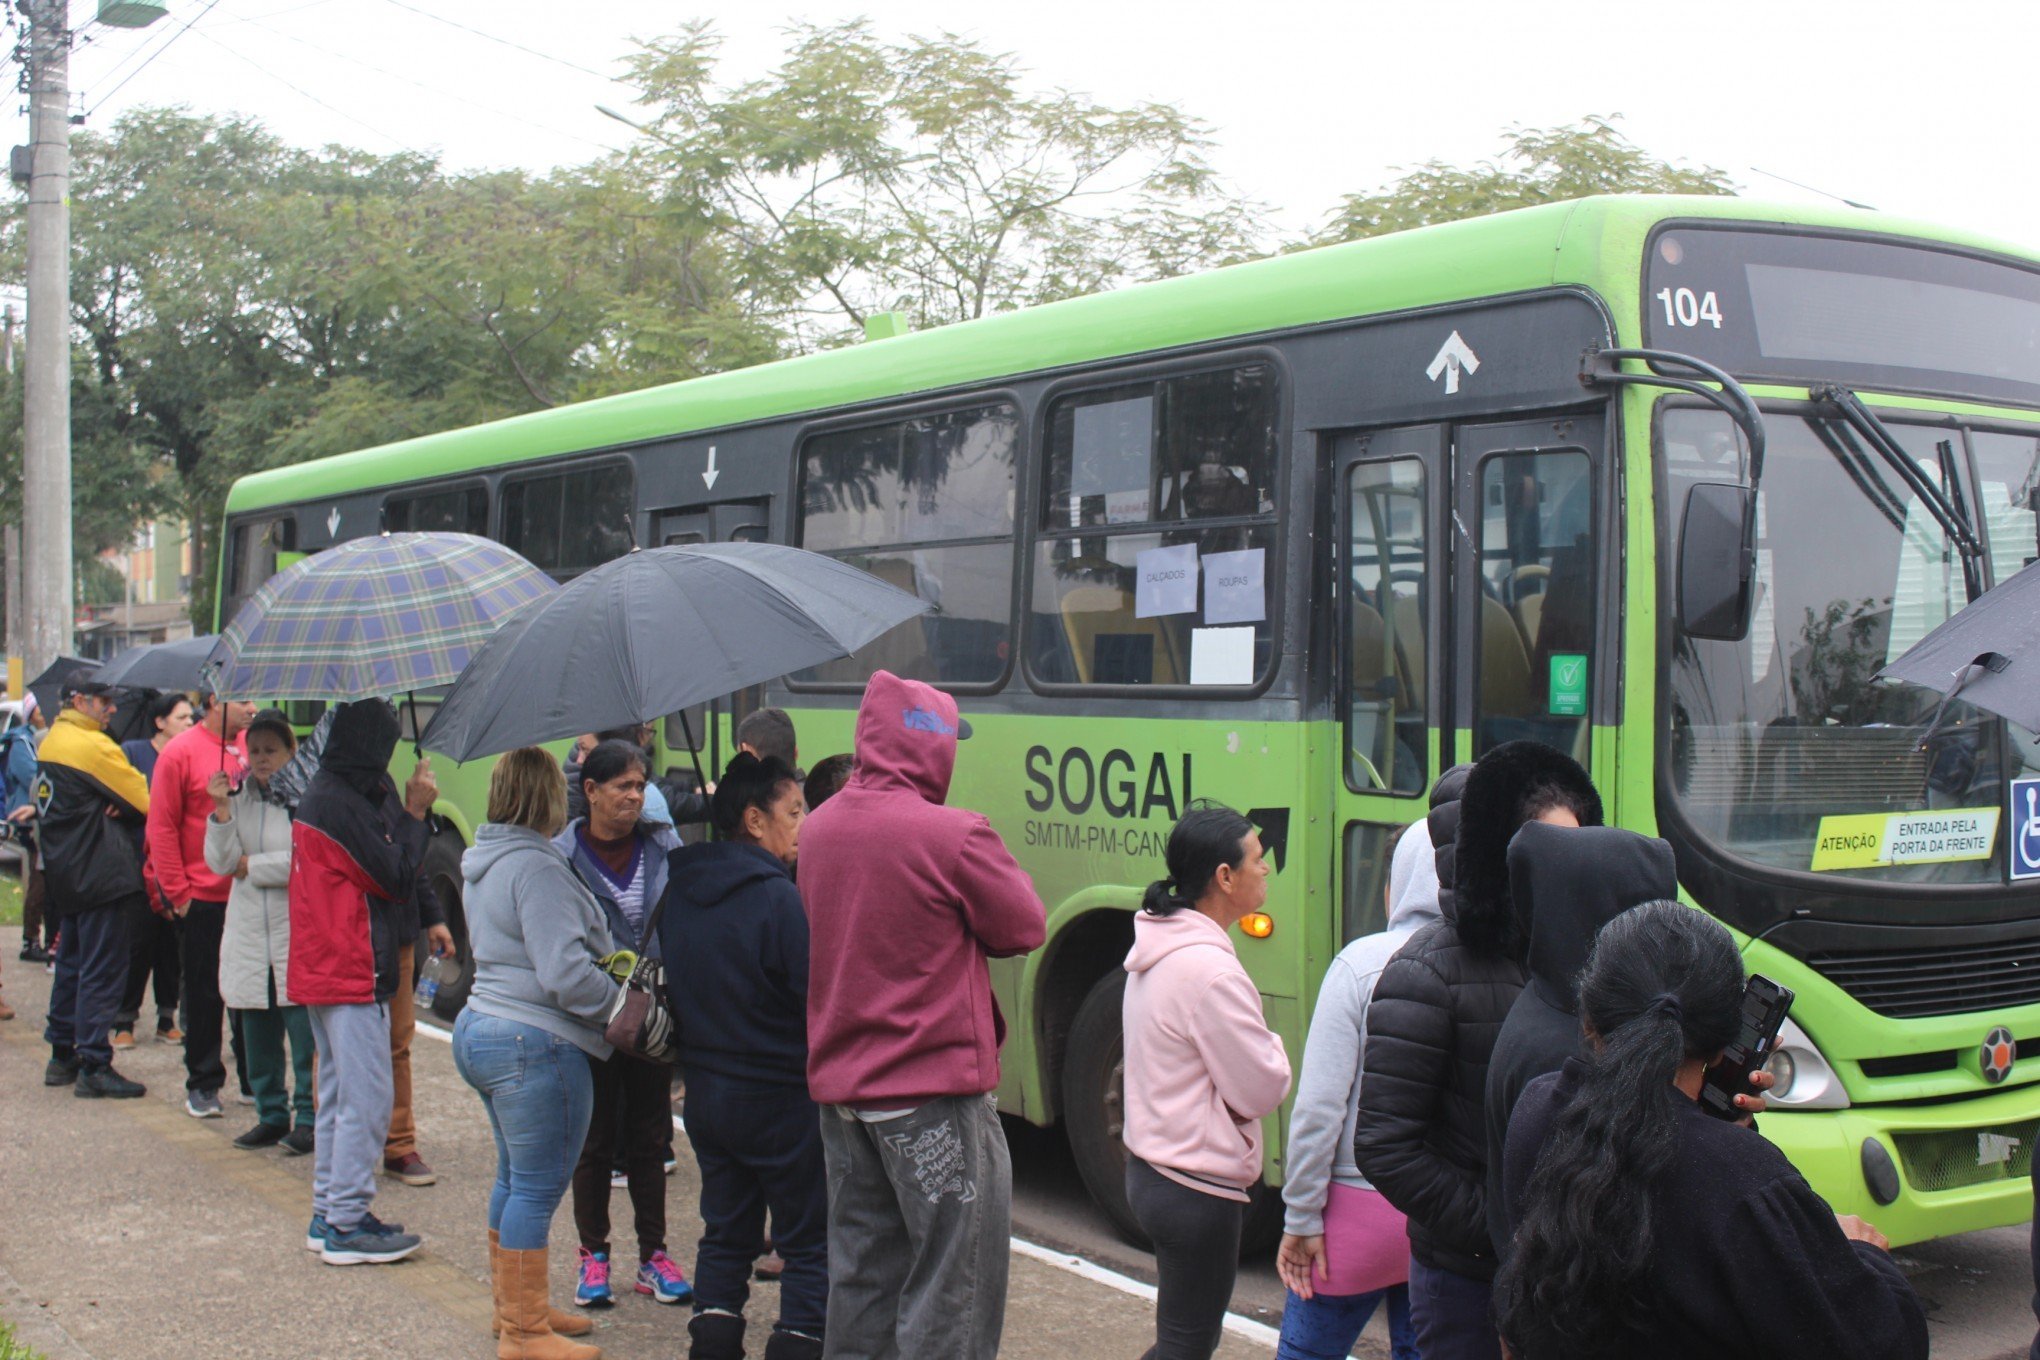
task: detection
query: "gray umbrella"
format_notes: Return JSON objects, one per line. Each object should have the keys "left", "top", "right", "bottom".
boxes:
{"left": 1877, "top": 557, "right": 2040, "bottom": 733}
{"left": 419, "top": 542, "right": 931, "bottom": 763}
{"left": 91, "top": 634, "right": 222, "bottom": 695}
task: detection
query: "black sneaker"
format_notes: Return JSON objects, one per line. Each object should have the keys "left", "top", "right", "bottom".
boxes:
{"left": 234, "top": 1122, "right": 289, "bottom": 1150}
{"left": 43, "top": 1056, "right": 80, "bottom": 1087}
{"left": 75, "top": 1065, "right": 145, "bottom": 1099}
{"left": 281, "top": 1125, "right": 315, "bottom": 1157}
{"left": 18, "top": 940, "right": 49, "bottom": 963}
{"left": 185, "top": 1089, "right": 223, "bottom": 1119}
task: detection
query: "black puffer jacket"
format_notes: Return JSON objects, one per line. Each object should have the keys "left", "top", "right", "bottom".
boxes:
{"left": 1352, "top": 743, "right": 1601, "bottom": 1279}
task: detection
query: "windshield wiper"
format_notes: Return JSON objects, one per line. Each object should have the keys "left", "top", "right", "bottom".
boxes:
{"left": 1813, "top": 384, "right": 1985, "bottom": 600}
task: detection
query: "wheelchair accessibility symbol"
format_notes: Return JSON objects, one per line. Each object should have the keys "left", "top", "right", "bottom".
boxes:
{"left": 2012, "top": 778, "right": 2040, "bottom": 881}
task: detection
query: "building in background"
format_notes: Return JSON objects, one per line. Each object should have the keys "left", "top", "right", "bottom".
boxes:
{"left": 79, "top": 518, "right": 195, "bottom": 658}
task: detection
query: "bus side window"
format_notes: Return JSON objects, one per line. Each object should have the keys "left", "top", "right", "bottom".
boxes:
{"left": 386, "top": 484, "right": 488, "bottom": 536}
{"left": 499, "top": 463, "right": 634, "bottom": 578}
{"left": 223, "top": 513, "right": 297, "bottom": 626}
{"left": 1475, "top": 450, "right": 1595, "bottom": 761}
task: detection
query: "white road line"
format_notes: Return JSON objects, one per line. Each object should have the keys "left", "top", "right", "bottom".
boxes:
{"left": 416, "top": 1019, "right": 1280, "bottom": 1351}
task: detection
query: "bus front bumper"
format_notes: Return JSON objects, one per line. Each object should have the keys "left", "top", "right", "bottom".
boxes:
{"left": 1761, "top": 1083, "right": 2040, "bottom": 1247}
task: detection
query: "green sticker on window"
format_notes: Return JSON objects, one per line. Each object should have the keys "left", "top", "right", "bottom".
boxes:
{"left": 1549, "top": 653, "right": 1588, "bottom": 717}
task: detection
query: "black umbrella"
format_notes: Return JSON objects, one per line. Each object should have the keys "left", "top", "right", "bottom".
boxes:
{"left": 420, "top": 542, "right": 931, "bottom": 764}
{"left": 27, "top": 655, "right": 96, "bottom": 719}
{"left": 1878, "top": 557, "right": 2040, "bottom": 733}
{"left": 90, "top": 634, "right": 221, "bottom": 696}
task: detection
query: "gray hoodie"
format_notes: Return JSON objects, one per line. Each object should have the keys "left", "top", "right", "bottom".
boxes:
{"left": 1281, "top": 819, "right": 1444, "bottom": 1236}
{"left": 461, "top": 822, "right": 620, "bottom": 1059}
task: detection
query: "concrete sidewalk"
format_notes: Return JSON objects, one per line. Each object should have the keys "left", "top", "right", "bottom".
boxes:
{"left": 0, "top": 929, "right": 1270, "bottom": 1359}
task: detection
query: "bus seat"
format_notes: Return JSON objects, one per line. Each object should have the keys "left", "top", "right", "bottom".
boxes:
{"left": 1390, "top": 595, "right": 1426, "bottom": 703}
{"left": 1515, "top": 591, "right": 1546, "bottom": 652}
{"left": 1481, "top": 595, "right": 1533, "bottom": 716}
{"left": 1350, "top": 599, "right": 1388, "bottom": 693}
{"left": 851, "top": 557, "right": 934, "bottom": 680}
{"left": 1060, "top": 584, "right": 1182, "bottom": 685}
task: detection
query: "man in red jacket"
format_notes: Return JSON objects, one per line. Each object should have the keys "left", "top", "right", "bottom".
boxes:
{"left": 144, "top": 690, "right": 254, "bottom": 1119}
{"left": 798, "top": 671, "right": 1045, "bottom": 1360}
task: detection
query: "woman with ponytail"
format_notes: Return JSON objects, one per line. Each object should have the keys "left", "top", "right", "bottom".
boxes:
{"left": 1122, "top": 803, "right": 1292, "bottom": 1359}
{"left": 1496, "top": 902, "right": 1925, "bottom": 1360}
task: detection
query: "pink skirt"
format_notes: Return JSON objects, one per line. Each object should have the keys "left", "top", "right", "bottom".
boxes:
{"left": 1318, "top": 1182, "right": 1411, "bottom": 1296}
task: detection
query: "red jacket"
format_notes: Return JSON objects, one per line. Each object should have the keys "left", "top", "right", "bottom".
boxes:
{"left": 800, "top": 671, "right": 1045, "bottom": 1107}
{"left": 288, "top": 763, "right": 429, "bottom": 1007}
{"left": 144, "top": 723, "right": 246, "bottom": 907}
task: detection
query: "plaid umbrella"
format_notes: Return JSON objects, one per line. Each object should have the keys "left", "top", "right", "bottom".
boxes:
{"left": 210, "top": 533, "right": 556, "bottom": 701}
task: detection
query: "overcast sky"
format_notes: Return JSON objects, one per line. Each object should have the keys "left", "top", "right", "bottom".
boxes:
{"left": 42, "top": 0, "right": 2040, "bottom": 249}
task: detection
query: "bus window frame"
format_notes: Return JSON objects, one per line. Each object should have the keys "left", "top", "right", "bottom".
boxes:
{"left": 1021, "top": 346, "right": 1291, "bottom": 701}
{"left": 221, "top": 509, "right": 299, "bottom": 626}
{"left": 1337, "top": 447, "right": 1434, "bottom": 800}
{"left": 784, "top": 388, "right": 1029, "bottom": 698}
{"left": 494, "top": 454, "right": 637, "bottom": 580}
{"left": 381, "top": 477, "right": 491, "bottom": 538}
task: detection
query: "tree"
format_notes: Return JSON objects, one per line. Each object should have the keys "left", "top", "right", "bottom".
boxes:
{"left": 621, "top": 21, "right": 1266, "bottom": 348}
{"left": 1311, "top": 115, "right": 1735, "bottom": 245}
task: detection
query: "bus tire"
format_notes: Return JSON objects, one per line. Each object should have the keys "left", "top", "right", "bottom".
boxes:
{"left": 1063, "top": 968, "right": 1289, "bottom": 1259}
{"left": 422, "top": 827, "right": 473, "bottom": 1021}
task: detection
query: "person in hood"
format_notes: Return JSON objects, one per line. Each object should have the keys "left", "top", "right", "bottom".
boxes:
{"left": 1482, "top": 821, "right": 1677, "bottom": 1260}
{"left": 555, "top": 738, "right": 690, "bottom": 1313}
{"left": 1351, "top": 742, "right": 1600, "bottom": 1360}
{"left": 1273, "top": 822, "right": 1437, "bottom": 1360}
{"left": 1496, "top": 903, "right": 1923, "bottom": 1360}
{"left": 1123, "top": 802, "right": 1292, "bottom": 1360}
{"left": 453, "top": 746, "right": 617, "bottom": 1360}
{"left": 660, "top": 752, "right": 823, "bottom": 1360}
{"left": 799, "top": 670, "right": 1044, "bottom": 1360}
{"left": 204, "top": 709, "right": 317, "bottom": 1156}
{"left": 291, "top": 697, "right": 436, "bottom": 1268}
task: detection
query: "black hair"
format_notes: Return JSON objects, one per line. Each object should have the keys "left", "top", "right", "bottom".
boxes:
{"left": 582, "top": 738, "right": 650, "bottom": 789}
{"left": 803, "top": 753, "right": 853, "bottom": 811}
{"left": 147, "top": 690, "right": 193, "bottom": 734}
{"left": 1142, "top": 803, "right": 1255, "bottom": 916}
{"left": 736, "top": 707, "right": 797, "bottom": 768}
{"left": 243, "top": 708, "right": 297, "bottom": 750}
{"left": 1454, "top": 740, "right": 1603, "bottom": 960}
{"left": 712, "top": 751, "right": 800, "bottom": 841}
{"left": 595, "top": 724, "right": 649, "bottom": 747}
{"left": 1495, "top": 901, "right": 1745, "bottom": 1358}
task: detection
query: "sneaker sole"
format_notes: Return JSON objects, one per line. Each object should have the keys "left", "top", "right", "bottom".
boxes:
{"left": 305, "top": 1235, "right": 325, "bottom": 1253}
{"left": 574, "top": 1291, "right": 615, "bottom": 1308}
{"left": 76, "top": 1086, "right": 145, "bottom": 1099}
{"left": 386, "top": 1171, "right": 437, "bottom": 1186}
{"left": 635, "top": 1282, "right": 692, "bottom": 1304}
{"left": 281, "top": 1143, "right": 314, "bottom": 1157}
{"left": 43, "top": 1071, "right": 78, "bottom": 1088}
{"left": 186, "top": 1105, "right": 222, "bottom": 1119}
{"left": 320, "top": 1243, "right": 420, "bottom": 1266}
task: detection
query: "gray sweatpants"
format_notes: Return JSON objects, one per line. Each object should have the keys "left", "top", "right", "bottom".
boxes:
{"left": 819, "top": 1092, "right": 1011, "bottom": 1360}
{"left": 307, "top": 1001, "right": 394, "bottom": 1232}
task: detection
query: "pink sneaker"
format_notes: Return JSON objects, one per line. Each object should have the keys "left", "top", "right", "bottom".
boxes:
{"left": 636, "top": 1250, "right": 693, "bottom": 1304}
{"left": 575, "top": 1247, "right": 613, "bottom": 1307}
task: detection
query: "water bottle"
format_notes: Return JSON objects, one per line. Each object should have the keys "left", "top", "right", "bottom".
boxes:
{"left": 414, "top": 953, "right": 448, "bottom": 1009}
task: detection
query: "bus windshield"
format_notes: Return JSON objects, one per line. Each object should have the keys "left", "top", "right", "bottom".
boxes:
{"left": 1663, "top": 407, "right": 2040, "bottom": 885}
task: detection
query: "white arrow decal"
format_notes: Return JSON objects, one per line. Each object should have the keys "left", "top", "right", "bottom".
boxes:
{"left": 1425, "top": 331, "right": 1481, "bottom": 395}
{"left": 327, "top": 507, "right": 342, "bottom": 537}
{"left": 702, "top": 445, "right": 720, "bottom": 491}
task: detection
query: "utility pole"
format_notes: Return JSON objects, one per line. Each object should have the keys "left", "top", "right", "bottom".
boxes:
{"left": 19, "top": 0, "right": 71, "bottom": 677}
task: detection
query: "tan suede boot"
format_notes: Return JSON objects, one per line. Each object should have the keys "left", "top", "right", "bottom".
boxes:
{"left": 498, "top": 1246, "right": 601, "bottom": 1360}
{"left": 488, "top": 1231, "right": 593, "bottom": 1338}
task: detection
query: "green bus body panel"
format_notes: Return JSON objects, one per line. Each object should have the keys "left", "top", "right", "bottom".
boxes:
{"left": 224, "top": 194, "right": 2040, "bottom": 1244}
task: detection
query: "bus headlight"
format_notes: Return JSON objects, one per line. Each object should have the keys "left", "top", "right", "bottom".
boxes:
{"left": 1761, "top": 1017, "right": 1849, "bottom": 1110}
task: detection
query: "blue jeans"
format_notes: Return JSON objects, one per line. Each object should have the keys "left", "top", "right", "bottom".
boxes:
{"left": 45, "top": 902, "right": 131, "bottom": 1067}
{"left": 453, "top": 1008, "right": 594, "bottom": 1251}
{"left": 1276, "top": 1283, "right": 1418, "bottom": 1360}
{"left": 1408, "top": 1257, "right": 1501, "bottom": 1360}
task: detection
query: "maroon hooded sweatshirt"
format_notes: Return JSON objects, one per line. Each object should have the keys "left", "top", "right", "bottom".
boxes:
{"left": 801, "top": 670, "right": 1046, "bottom": 1108}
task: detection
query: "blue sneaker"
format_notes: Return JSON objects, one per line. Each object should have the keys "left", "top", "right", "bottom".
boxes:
{"left": 321, "top": 1217, "right": 421, "bottom": 1266}
{"left": 636, "top": 1250, "right": 692, "bottom": 1304}
{"left": 305, "top": 1214, "right": 329, "bottom": 1253}
{"left": 575, "top": 1248, "right": 613, "bottom": 1306}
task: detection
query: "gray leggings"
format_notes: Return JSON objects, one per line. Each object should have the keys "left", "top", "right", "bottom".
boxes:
{"left": 1126, "top": 1155, "right": 1244, "bottom": 1360}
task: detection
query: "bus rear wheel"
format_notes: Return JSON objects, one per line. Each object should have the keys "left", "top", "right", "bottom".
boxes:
{"left": 1062, "top": 969, "right": 1289, "bottom": 1258}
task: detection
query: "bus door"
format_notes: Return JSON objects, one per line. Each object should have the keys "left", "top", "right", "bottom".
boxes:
{"left": 653, "top": 498, "right": 770, "bottom": 838}
{"left": 1449, "top": 414, "right": 1608, "bottom": 782}
{"left": 1332, "top": 426, "right": 1445, "bottom": 944}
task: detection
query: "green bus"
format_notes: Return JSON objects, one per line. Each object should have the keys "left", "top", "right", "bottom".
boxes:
{"left": 221, "top": 194, "right": 2040, "bottom": 1249}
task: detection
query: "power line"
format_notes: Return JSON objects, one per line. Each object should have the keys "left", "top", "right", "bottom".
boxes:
{"left": 375, "top": 0, "right": 615, "bottom": 83}
{"left": 82, "top": 0, "right": 221, "bottom": 115}
{"left": 184, "top": 25, "right": 422, "bottom": 155}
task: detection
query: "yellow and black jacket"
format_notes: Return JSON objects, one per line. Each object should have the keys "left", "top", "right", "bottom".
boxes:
{"left": 35, "top": 708, "right": 150, "bottom": 917}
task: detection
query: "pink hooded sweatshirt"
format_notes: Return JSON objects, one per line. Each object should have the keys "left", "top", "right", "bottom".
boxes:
{"left": 1122, "top": 907, "right": 1292, "bottom": 1198}
{"left": 801, "top": 670, "right": 1047, "bottom": 1108}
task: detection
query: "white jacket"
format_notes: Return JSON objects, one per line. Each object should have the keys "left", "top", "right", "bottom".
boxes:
{"left": 203, "top": 783, "right": 295, "bottom": 1010}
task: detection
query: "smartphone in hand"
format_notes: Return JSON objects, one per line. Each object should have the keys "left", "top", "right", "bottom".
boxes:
{"left": 1699, "top": 974, "right": 1795, "bottom": 1120}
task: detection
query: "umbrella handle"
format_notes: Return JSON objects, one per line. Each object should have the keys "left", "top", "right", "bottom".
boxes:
{"left": 406, "top": 691, "right": 423, "bottom": 760}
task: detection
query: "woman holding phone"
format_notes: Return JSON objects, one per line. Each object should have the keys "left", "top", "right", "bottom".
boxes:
{"left": 1495, "top": 901, "right": 1926, "bottom": 1360}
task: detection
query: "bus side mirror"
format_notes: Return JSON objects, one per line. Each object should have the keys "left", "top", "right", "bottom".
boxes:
{"left": 1679, "top": 483, "right": 1755, "bottom": 642}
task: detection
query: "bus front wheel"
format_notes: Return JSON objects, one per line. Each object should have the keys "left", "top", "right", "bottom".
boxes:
{"left": 1061, "top": 968, "right": 1291, "bottom": 1258}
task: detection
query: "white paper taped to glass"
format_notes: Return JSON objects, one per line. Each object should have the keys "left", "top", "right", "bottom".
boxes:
{"left": 1135, "top": 543, "right": 1199, "bottom": 618}
{"left": 1202, "top": 547, "right": 1265, "bottom": 625}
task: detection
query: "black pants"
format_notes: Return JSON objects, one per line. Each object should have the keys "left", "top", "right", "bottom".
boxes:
{"left": 684, "top": 1066, "right": 827, "bottom": 1336}
{"left": 178, "top": 899, "right": 228, "bottom": 1095}
{"left": 43, "top": 901, "right": 131, "bottom": 1067}
{"left": 572, "top": 1050, "right": 671, "bottom": 1260}
{"left": 1126, "top": 1155, "right": 1245, "bottom": 1360}
{"left": 116, "top": 904, "right": 180, "bottom": 1029}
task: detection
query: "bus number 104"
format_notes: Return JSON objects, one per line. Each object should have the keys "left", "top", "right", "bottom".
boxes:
{"left": 1656, "top": 286, "right": 1724, "bottom": 329}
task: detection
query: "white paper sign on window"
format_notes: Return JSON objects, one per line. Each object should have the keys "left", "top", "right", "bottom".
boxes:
{"left": 1190, "top": 626, "right": 1255, "bottom": 685}
{"left": 1134, "top": 542, "right": 1199, "bottom": 619}
{"left": 1104, "top": 488, "right": 1152, "bottom": 525}
{"left": 1202, "top": 547, "right": 1265, "bottom": 625}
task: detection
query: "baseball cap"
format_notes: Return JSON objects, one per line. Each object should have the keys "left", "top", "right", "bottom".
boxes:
{"left": 63, "top": 678, "right": 117, "bottom": 701}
